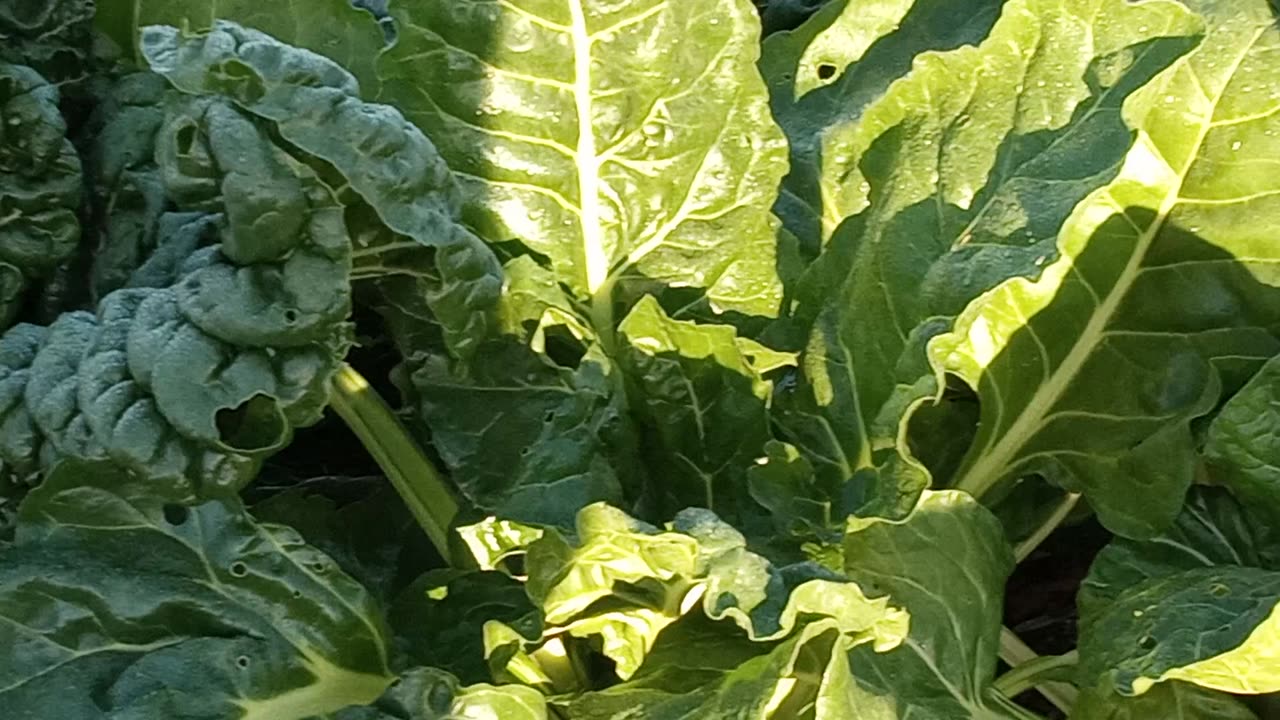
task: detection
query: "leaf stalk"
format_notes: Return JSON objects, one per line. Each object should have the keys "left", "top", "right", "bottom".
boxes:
{"left": 329, "top": 363, "right": 459, "bottom": 563}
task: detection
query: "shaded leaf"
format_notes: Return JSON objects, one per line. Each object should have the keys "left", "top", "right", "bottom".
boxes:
{"left": 0, "top": 459, "right": 393, "bottom": 718}
{"left": 929, "top": 0, "right": 1280, "bottom": 537}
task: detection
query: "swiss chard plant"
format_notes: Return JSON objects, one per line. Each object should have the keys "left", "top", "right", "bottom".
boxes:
{"left": 2, "top": 0, "right": 1280, "bottom": 718}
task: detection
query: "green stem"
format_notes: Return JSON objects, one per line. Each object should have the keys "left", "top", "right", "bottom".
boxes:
{"left": 993, "top": 650, "right": 1079, "bottom": 701}
{"left": 329, "top": 363, "right": 459, "bottom": 562}
{"left": 1014, "top": 492, "right": 1081, "bottom": 563}
{"left": 999, "top": 628, "right": 1079, "bottom": 715}
{"left": 589, "top": 279, "right": 617, "bottom": 357}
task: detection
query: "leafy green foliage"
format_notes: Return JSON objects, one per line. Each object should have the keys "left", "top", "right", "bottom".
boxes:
{"left": 2, "top": 1, "right": 1280, "bottom": 718}
{"left": 0, "top": 460, "right": 393, "bottom": 717}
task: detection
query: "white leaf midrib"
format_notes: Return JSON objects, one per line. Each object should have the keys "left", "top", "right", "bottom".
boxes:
{"left": 568, "top": 1, "right": 609, "bottom": 296}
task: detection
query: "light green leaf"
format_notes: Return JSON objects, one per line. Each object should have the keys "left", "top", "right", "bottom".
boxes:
{"left": 843, "top": 490, "right": 1022, "bottom": 719}
{"left": 930, "top": 0, "right": 1280, "bottom": 537}
{"left": 378, "top": 0, "right": 789, "bottom": 325}
{"left": 759, "top": 0, "right": 1001, "bottom": 250}
{"left": 774, "top": 0, "right": 1202, "bottom": 531}
{"left": 1071, "top": 681, "right": 1258, "bottom": 720}
{"left": 483, "top": 503, "right": 907, "bottom": 696}
{"left": 95, "top": 0, "right": 387, "bottom": 94}
{"left": 0, "top": 459, "right": 393, "bottom": 719}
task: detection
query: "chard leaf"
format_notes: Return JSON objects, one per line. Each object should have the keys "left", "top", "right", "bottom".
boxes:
{"left": 334, "top": 667, "right": 548, "bottom": 720}
{"left": 377, "top": 0, "right": 789, "bottom": 324}
{"left": 479, "top": 503, "right": 907, "bottom": 700}
{"left": 141, "top": 21, "right": 503, "bottom": 358}
{"left": 930, "top": 0, "right": 1280, "bottom": 537}
{"left": 80, "top": 72, "right": 173, "bottom": 299}
{"left": 0, "top": 62, "right": 83, "bottom": 328}
{"left": 760, "top": 0, "right": 1001, "bottom": 251}
{"left": 1078, "top": 488, "right": 1280, "bottom": 699}
{"left": 772, "top": 0, "right": 1202, "bottom": 529}
{"left": 95, "top": 0, "right": 387, "bottom": 94}
{"left": 1206, "top": 354, "right": 1280, "bottom": 532}
{"left": 0, "top": 95, "right": 351, "bottom": 491}
{"left": 1078, "top": 488, "right": 1271, "bottom": 618}
{"left": 617, "top": 296, "right": 791, "bottom": 523}
{"left": 1072, "top": 681, "right": 1258, "bottom": 720}
{"left": 842, "top": 490, "right": 1021, "bottom": 719}
{"left": 388, "top": 569, "right": 532, "bottom": 685}
{"left": 0, "top": 459, "right": 393, "bottom": 719}
{"left": 0, "top": 0, "right": 94, "bottom": 84}
{"left": 250, "top": 485, "right": 440, "bottom": 606}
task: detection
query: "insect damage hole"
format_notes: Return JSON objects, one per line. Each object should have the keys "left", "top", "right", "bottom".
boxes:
{"left": 816, "top": 63, "right": 837, "bottom": 80}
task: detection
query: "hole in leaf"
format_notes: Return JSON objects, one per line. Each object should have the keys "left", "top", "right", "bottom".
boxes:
{"left": 282, "top": 309, "right": 299, "bottom": 324}
{"left": 235, "top": 655, "right": 251, "bottom": 669}
{"left": 816, "top": 63, "right": 837, "bottom": 80}
{"left": 216, "top": 394, "right": 288, "bottom": 454}
{"left": 162, "top": 504, "right": 189, "bottom": 526}
{"left": 543, "top": 411, "right": 556, "bottom": 424}
{"left": 543, "top": 326, "right": 587, "bottom": 368}
{"left": 175, "top": 122, "right": 199, "bottom": 155}
{"left": 1138, "top": 635, "right": 1156, "bottom": 651}
{"left": 229, "top": 562, "right": 248, "bottom": 578}
{"left": 309, "top": 561, "right": 327, "bottom": 574}
{"left": 520, "top": 446, "right": 531, "bottom": 457}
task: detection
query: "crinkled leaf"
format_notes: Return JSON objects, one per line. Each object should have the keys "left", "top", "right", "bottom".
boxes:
{"left": 0, "top": 0, "right": 94, "bottom": 84}
{"left": 142, "top": 21, "right": 503, "bottom": 358}
{"left": 0, "top": 62, "right": 83, "bottom": 328}
{"left": 0, "top": 93, "right": 350, "bottom": 492}
{"left": 482, "top": 503, "right": 906, "bottom": 696}
{"left": 842, "top": 490, "right": 1021, "bottom": 719}
{"left": 79, "top": 71, "right": 174, "bottom": 299}
{"left": 95, "top": 0, "right": 388, "bottom": 94}
{"left": 759, "top": 0, "right": 1001, "bottom": 252}
{"left": 928, "top": 0, "right": 1280, "bottom": 537}
{"left": 378, "top": 0, "right": 789, "bottom": 324}
{"left": 0, "top": 459, "right": 393, "bottom": 719}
